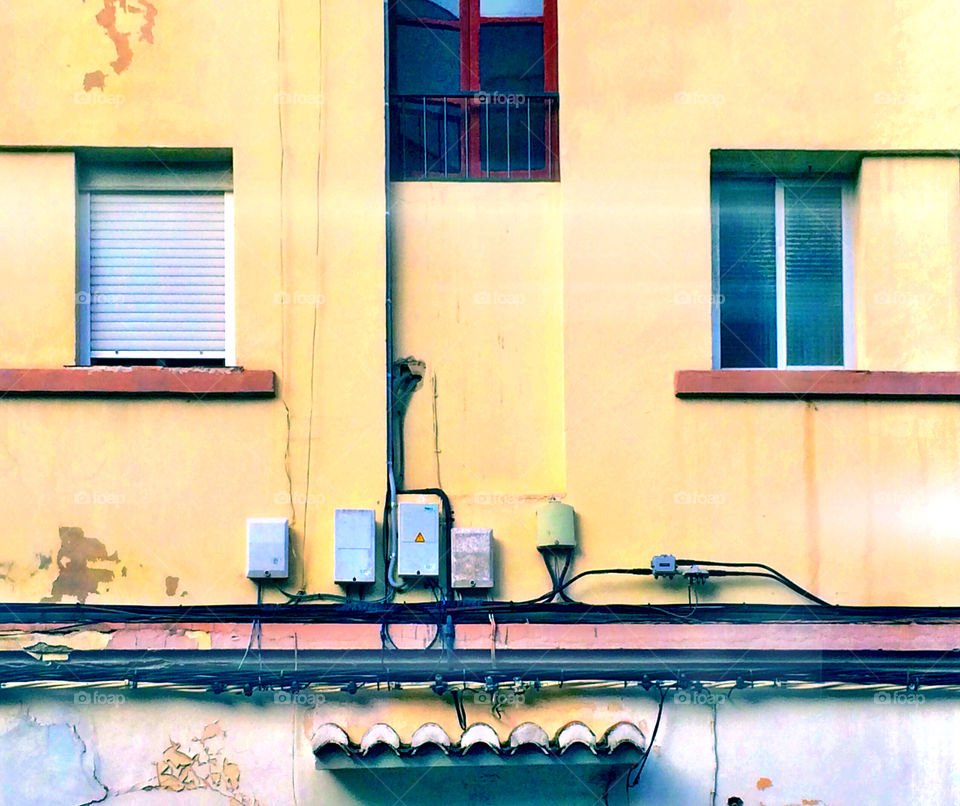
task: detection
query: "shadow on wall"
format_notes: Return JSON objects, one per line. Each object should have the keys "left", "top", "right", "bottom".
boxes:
{"left": 323, "top": 754, "right": 690, "bottom": 806}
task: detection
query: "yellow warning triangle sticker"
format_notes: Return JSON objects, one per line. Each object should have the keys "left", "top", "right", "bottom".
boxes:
{"left": 415, "top": 533, "right": 425, "bottom": 543}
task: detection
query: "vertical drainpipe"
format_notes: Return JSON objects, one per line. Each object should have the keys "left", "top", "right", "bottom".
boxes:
{"left": 383, "top": 0, "right": 403, "bottom": 594}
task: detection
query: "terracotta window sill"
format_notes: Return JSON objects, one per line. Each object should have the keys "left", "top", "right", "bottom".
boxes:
{"left": 0, "top": 367, "right": 275, "bottom": 398}
{"left": 675, "top": 370, "right": 960, "bottom": 400}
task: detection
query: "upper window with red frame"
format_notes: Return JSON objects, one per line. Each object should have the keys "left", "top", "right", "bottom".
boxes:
{"left": 389, "top": 0, "right": 559, "bottom": 180}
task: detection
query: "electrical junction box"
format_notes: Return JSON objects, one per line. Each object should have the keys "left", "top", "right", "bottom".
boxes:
{"left": 334, "top": 508, "right": 376, "bottom": 585}
{"left": 536, "top": 499, "right": 576, "bottom": 550}
{"left": 651, "top": 554, "right": 677, "bottom": 578}
{"left": 397, "top": 502, "right": 440, "bottom": 577}
{"left": 451, "top": 528, "right": 494, "bottom": 589}
{"left": 246, "top": 517, "right": 289, "bottom": 579}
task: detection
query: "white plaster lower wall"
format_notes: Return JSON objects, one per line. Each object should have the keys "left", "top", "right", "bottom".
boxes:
{"left": 0, "top": 685, "right": 957, "bottom": 805}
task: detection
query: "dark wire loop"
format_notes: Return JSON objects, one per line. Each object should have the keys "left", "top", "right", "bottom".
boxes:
{"left": 627, "top": 684, "right": 668, "bottom": 790}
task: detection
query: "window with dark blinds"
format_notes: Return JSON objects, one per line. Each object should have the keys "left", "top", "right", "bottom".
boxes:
{"left": 784, "top": 184, "right": 844, "bottom": 367}
{"left": 715, "top": 179, "right": 777, "bottom": 369}
{"left": 714, "top": 176, "right": 847, "bottom": 369}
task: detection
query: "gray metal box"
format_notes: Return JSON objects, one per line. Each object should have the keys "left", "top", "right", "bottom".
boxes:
{"left": 246, "top": 517, "right": 289, "bottom": 579}
{"left": 451, "top": 527, "right": 494, "bottom": 589}
{"left": 397, "top": 502, "right": 440, "bottom": 577}
{"left": 334, "top": 508, "right": 376, "bottom": 584}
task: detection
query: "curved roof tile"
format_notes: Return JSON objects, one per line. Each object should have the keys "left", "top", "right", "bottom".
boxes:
{"left": 359, "top": 722, "right": 402, "bottom": 755}
{"left": 310, "top": 722, "right": 352, "bottom": 755}
{"left": 410, "top": 722, "right": 452, "bottom": 754}
{"left": 601, "top": 721, "right": 646, "bottom": 753}
{"left": 459, "top": 722, "right": 501, "bottom": 754}
{"left": 556, "top": 721, "right": 598, "bottom": 754}
{"left": 507, "top": 721, "right": 550, "bottom": 754}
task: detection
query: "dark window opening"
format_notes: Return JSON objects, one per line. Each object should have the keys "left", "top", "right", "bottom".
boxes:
{"left": 388, "top": 0, "right": 559, "bottom": 180}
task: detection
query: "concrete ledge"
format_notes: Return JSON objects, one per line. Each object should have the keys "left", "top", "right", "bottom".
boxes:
{"left": 0, "top": 367, "right": 275, "bottom": 398}
{"left": 675, "top": 369, "right": 960, "bottom": 399}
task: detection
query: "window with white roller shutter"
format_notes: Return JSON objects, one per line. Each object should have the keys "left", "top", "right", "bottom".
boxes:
{"left": 76, "top": 160, "right": 234, "bottom": 365}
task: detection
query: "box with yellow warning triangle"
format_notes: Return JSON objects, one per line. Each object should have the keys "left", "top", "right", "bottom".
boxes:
{"left": 397, "top": 502, "right": 440, "bottom": 577}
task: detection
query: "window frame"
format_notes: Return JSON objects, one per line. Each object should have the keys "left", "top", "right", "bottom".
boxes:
{"left": 76, "top": 186, "right": 235, "bottom": 368}
{"left": 389, "top": 0, "right": 559, "bottom": 180}
{"left": 711, "top": 176, "right": 855, "bottom": 371}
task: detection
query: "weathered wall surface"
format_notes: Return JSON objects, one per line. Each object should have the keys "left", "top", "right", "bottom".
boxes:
{"left": 0, "top": 687, "right": 955, "bottom": 805}
{"left": 0, "top": 0, "right": 386, "bottom": 604}
{"left": 549, "top": 0, "right": 960, "bottom": 606}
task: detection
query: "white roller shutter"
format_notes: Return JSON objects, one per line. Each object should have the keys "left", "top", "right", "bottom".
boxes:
{"left": 84, "top": 192, "right": 228, "bottom": 359}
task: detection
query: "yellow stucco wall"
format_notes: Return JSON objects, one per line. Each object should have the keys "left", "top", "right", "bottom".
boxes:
{"left": 2, "top": 0, "right": 960, "bottom": 606}
{"left": 856, "top": 157, "right": 960, "bottom": 371}
{"left": 0, "top": 152, "right": 76, "bottom": 368}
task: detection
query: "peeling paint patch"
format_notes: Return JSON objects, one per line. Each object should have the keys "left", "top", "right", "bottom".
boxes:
{"left": 95, "top": 0, "right": 134, "bottom": 73}
{"left": 184, "top": 630, "right": 212, "bottom": 650}
{"left": 139, "top": 0, "right": 157, "bottom": 42}
{"left": 22, "top": 641, "right": 73, "bottom": 662}
{"left": 83, "top": 0, "right": 157, "bottom": 89}
{"left": 165, "top": 576, "right": 179, "bottom": 597}
{"left": 153, "top": 725, "right": 266, "bottom": 805}
{"left": 36, "top": 553, "right": 52, "bottom": 570}
{"left": 82, "top": 70, "right": 107, "bottom": 91}
{"left": 756, "top": 777, "right": 773, "bottom": 790}
{"left": 45, "top": 526, "right": 120, "bottom": 603}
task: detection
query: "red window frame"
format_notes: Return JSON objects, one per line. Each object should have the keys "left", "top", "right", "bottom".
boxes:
{"left": 391, "top": 0, "right": 559, "bottom": 180}
{"left": 459, "top": 0, "right": 558, "bottom": 93}
{"left": 464, "top": 0, "right": 558, "bottom": 179}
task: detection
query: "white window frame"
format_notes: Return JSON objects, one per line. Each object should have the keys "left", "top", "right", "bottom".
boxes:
{"left": 711, "top": 177, "right": 855, "bottom": 370}
{"left": 76, "top": 188, "right": 235, "bottom": 367}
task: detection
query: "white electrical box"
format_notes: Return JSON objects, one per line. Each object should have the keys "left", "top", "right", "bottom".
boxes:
{"left": 451, "top": 528, "right": 494, "bottom": 589}
{"left": 246, "top": 517, "right": 289, "bottom": 579}
{"left": 334, "top": 508, "right": 376, "bottom": 584}
{"left": 397, "top": 502, "right": 440, "bottom": 577}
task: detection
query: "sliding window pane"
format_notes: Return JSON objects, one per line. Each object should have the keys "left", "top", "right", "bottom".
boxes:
{"left": 716, "top": 179, "right": 777, "bottom": 368}
{"left": 784, "top": 184, "right": 844, "bottom": 366}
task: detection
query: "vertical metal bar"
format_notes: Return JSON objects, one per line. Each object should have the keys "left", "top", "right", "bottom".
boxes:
{"left": 443, "top": 99, "right": 448, "bottom": 178}
{"left": 526, "top": 100, "right": 531, "bottom": 178}
{"left": 506, "top": 102, "right": 511, "bottom": 178}
{"left": 485, "top": 101, "right": 490, "bottom": 178}
{"left": 422, "top": 97, "right": 428, "bottom": 178}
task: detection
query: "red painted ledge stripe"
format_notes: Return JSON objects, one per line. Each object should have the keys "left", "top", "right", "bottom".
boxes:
{"left": 9, "top": 621, "right": 960, "bottom": 653}
{"left": 675, "top": 370, "right": 960, "bottom": 400}
{"left": 0, "top": 367, "right": 275, "bottom": 397}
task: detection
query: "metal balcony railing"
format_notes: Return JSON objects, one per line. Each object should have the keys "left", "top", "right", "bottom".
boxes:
{"left": 390, "top": 92, "right": 560, "bottom": 181}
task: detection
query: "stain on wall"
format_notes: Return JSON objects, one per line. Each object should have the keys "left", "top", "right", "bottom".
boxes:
{"left": 165, "top": 576, "right": 179, "bottom": 597}
{"left": 45, "top": 526, "right": 120, "bottom": 603}
{"left": 82, "top": 70, "right": 107, "bottom": 91}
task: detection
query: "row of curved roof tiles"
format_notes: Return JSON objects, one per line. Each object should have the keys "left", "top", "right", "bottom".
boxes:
{"left": 312, "top": 721, "right": 646, "bottom": 758}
